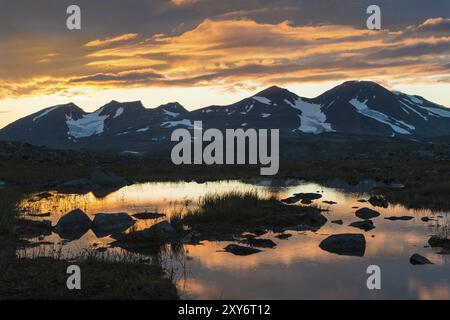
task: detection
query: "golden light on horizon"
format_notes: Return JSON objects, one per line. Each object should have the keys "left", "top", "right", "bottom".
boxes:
{"left": 0, "top": 10, "right": 449, "bottom": 128}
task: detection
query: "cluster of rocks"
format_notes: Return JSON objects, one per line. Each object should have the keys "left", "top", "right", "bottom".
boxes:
{"left": 368, "top": 196, "right": 388, "bottom": 208}
{"left": 54, "top": 209, "right": 136, "bottom": 240}
{"left": 281, "top": 192, "right": 322, "bottom": 205}
{"left": 15, "top": 208, "right": 170, "bottom": 243}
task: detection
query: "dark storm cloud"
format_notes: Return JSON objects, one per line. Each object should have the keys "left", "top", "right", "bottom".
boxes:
{"left": 1, "top": 0, "right": 449, "bottom": 41}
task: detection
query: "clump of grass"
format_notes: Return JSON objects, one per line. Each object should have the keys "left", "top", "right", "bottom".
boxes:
{"left": 185, "top": 190, "right": 264, "bottom": 223}
{"left": 183, "top": 190, "right": 323, "bottom": 228}
{"left": 169, "top": 210, "right": 184, "bottom": 233}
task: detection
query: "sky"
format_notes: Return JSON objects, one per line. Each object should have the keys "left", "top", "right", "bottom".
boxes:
{"left": 0, "top": 0, "right": 449, "bottom": 128}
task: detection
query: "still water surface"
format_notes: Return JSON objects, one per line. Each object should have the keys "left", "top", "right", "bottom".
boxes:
{"left": 17, "top": 179, "right": 450, "bottom": 299}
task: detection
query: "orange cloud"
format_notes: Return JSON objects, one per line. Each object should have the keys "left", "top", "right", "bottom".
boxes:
{"left": 171, "top": 0, "right": 200, "bottom": 6}
{"left": 1, "top": 18, "right": 449, "bottom": 100}
{"left": 84, "top": 33, "right": 139, "bottom": 47}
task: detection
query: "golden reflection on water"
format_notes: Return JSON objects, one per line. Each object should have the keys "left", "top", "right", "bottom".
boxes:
{"left": 16, "top": 179, "right": 450, "bottom": 299}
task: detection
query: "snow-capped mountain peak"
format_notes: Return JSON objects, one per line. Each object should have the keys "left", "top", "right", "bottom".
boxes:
{"left": 1, "top": 81, "right": 450, "bottom": 151}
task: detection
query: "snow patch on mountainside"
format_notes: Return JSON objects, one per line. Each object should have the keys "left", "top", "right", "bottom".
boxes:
{"left": 66, "top": 109, "right": 109, "bottom": 138}
{"left": 253, "top": 96, "right": 271, "bottom": 105}
{"left": 284, "top": 98, "right": 334, "bottom": 134}
{"left": 33, "top": 106, "right": 59, "bottom": 122}
{"left": 421, "top": 106, "right": 450, "bottom": 118}
{"left": 399, "top": 100, "right": 428, "bottom": 120}
{"left": 245, "top": 103, "right": 255, "bottom": 112}
{"left": 406, "top": 95, "right": 423, "bottom": 105}
{"left": 113, "top": 107, "right": 124, "bottom": 118}
{"left": 349, "top": 98, "right": 412, "bottom": 134}
{"left": 161, "top": 119, "right": 193, "bottom": 128}
{"left": 162, "top": 109, "right": 180, "bottom": 117}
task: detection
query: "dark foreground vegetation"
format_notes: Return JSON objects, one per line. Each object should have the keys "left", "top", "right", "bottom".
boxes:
{"left": 0, "top": 188, "right": 178, "bottom": 300}
{"left": 1, "top": 140, "right": 450, "bottom": 298}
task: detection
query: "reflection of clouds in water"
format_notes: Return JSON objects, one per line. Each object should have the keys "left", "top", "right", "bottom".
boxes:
{"left": 409, "top": 279, "right": 450, "bottom": 300}
{"left": 15, "top": 179, "right": 450, "bottom": 299}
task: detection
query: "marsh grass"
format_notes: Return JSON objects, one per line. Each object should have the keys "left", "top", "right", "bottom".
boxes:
{"left": 1, "top": 253, "right": 178, "bottom": 299}
{"left": 169, "top": 210, "right": 184, "bottom": 233}
{"left": 0, "top": 188, "right": 178, "bottom": 299}
{"left": 183, "top": 190, "right": 322, "bottom": 228}
{"left": 382, "top": 180, "right": 450, "bottom": 212}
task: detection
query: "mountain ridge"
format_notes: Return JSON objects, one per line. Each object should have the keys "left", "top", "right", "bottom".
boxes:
{"left": 1, "top": 80, "right": 449, "bottom": 151}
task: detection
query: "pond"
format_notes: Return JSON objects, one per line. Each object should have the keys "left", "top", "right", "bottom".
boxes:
{"left": 16, "top": 179, "right": 450, "bottom": 299}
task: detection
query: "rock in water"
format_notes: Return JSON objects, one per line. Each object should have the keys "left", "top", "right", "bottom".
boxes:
{"left": 349, "top": 220, "right": 375, "bottom": 231}
{"left": 368, "top": 196, "right": 388, "bottom": 208}
{"left": 384, "top": 216, "right": 414, "bottom": 221}
{"left": 92, "top": 213, "right": 135, "bottom": 237}
{"left": 53, "top": 209, "right": 92, "bottom": 240}
{"left": 224, "top": 244, "right": 261, "bottom": 256}
{"left": 241, "top": 238, "right": 277, "bottom": 248}
{"left": 355, "top": 207, "right": 380, "bottom": 219}
{"left": 428, "top": 236, "right": 450, "bottom": 249}
{"left": 275, "top": 233, "right": 292, "bottom": 240}
{"left": 293, "top": 193, "right": 322, "bottom": 201}
{"left": 132, "top": 212, "right": 166, "bottom": 220}
{"left": 113, "top": 221, "right": 176, "bottom": 242}
{"left": 281, "top": 196, "right": 300, "bottom": 204}
{"left": 409, "top": 254, "right": 433, "bottom": 265}
{"left": 319, "top": 233, "right": 366, "bottom": 257}
{"left": 90, "top": 166, "right": 128, "bottom": 187}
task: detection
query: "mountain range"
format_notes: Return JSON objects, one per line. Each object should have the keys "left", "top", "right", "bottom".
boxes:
{"left": 1, "top": 81, "right": 450, "bottom": 153}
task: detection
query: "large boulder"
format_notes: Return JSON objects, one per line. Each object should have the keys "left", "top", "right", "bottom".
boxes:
{"left": 355, "top": 207, "right": 380, "bottom": 220}
{"left": 92, "top": 213, "right": 135, "bottom": 237}
{"left": 224, "top": 244, "right": 261, "bottom": 256}
{"left": 53, "top": 209, "right": 92, "bottom": 240}
{"left": 319, "top": 233, "right": 366, "bottom": 257}
{"left": 90, "top": 166, "right": 128, "bottom": 187}
{"left": 410, "top": 253, "right": 433, "bottom": 265}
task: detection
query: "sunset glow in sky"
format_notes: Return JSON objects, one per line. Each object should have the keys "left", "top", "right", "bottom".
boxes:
{"left": 0, "top": 0, "right": 449, "bottom": 128}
